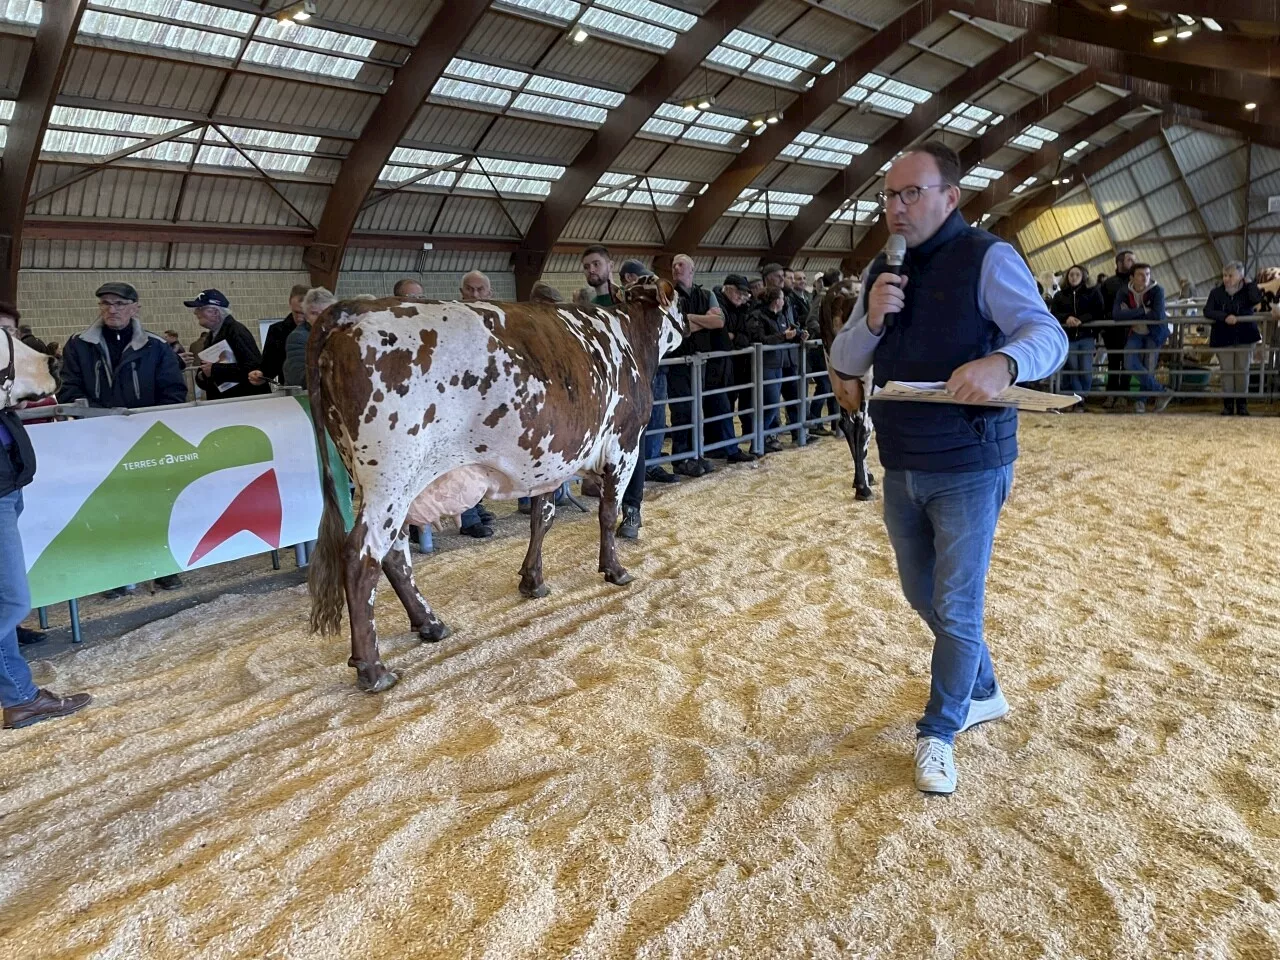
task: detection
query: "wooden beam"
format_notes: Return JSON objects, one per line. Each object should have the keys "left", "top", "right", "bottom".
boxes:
{"left": 653, "top": 0, "right": 964, "bottom": 274}
{"left": 0, "top": 0, "right": 88, "bottom": 301}
{"left": 767, "top": 35, "right": 1039, "bottom": 267}
{"left": 511, "top": 0, "right": 770, "bottom": 299}
{"left": 303, "top": 0, "right": 493, "bottom": 288}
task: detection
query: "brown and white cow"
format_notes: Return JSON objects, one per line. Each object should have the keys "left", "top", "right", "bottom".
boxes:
{"left": 306, "top": 279, "right": 685, "bottom": 692}
{"left": 817, "top": 283, "right": 875, "bottom": 501}
{"left": 1, "top": 326, "right": 58, "bottom": 407}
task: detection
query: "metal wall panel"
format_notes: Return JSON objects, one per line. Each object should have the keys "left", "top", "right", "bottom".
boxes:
{"left": 1201, "top": 193, "right": 1246, "bottom": 234}
{"left": 28, "top": 165, "right": 184, "bottom": 220}
{"left": 354, "top": 191, "right": 444, "bottom": 233}
{"left": 1050, "top": 191, "right": 1099, "bottom": 236}
{"left": 1092, "top": 139, "right": 1161, "bottom": 182}
{"left": 603, "top": 210, "right": 664, "bottom": 245}
{"left": 1089, "top": 171, "right": 1137, "bottom": 216}
{"left": 1143, "top": 183, "right": 1187, "bottom": 227}
{"left": 1107, "top": 200, "right": 1155, "bottom": 239}
{"left": 21, "top": 239, "right": 169, "bottom": 270}
{"left": 1185, "top": 151, "right": 1247, "bottom": 206}
{"left": 168, "top": 244, "right": 305, "bottom": 270}
{"left": 562, "top": 206, "right": 616, "bottom": 242}
{"left": 1065, "top": 224, "right": 1110, "bottom": 265}
{"left": 1129, "top": 150, "right": 1179, "bottom": 196}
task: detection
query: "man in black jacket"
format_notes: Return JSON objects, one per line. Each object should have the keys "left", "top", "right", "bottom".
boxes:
{"left": 59, "top": 282, "right": 188, "bottom": 409}
{"left": 1099, "top": 250, "right": 1135, "bottom": 406}
{"left": 668, "top": 254, "right": 729, "bottom": 475}
{"left": 189, "top": 290, "right": 271, "bottom": 400}
{"left": 250, "top": 284, "right": 309, "bottom": 387}
{"left": 1, "top": 341, "right": 92, "bottom": 729}
{"left": 719, "top": 275, "right": 757, "bottom": 452}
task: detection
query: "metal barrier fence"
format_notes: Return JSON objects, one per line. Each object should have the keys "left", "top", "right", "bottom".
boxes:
{"left": 1044, "top": 300, "right": 1280, "bottom": 402}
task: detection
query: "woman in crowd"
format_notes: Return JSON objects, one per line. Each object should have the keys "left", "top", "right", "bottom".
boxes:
{"left": 745, "top": 286, "right": 802, "bottom": 454}
{"left": 1049, "top": 264, "right": 1104, "bottom": 406}
{"left": 1203, "top": 260, "right": 1263, "bottom": 416}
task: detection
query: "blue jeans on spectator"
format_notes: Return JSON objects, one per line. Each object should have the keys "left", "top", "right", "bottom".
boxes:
{"left": 645, "top": 368, "right": 668, "bottom": 461}
{"left": 762, "top": 372, "right": 782, "bottom": 434}
{"left": 881, "top": 465, "right": 1013, "bottom": 744}
{"left": 1124, "top": 333, "right": 1165, "bottom": 393}
{"left": 1061, "top": 339, "right": 1095, "bottom": 395}
{"left": 460, "top": 503, "right": 483, "bottom": 529}
{"left": 1, "top": 490, "right": 39, "bottom": 709}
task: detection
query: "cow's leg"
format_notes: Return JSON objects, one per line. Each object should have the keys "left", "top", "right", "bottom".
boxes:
{"left": 856, "top": 393, "right": 876, "bottom": 496}
{"left": 342, "top": 515, "right": 397, "bottom": 693}
{"left": 382, "top": 528, "right": 451, "bottom": 643}
{"left": 518, "top": 493, "right": 556, "bottom": 599}
{"left": 597, "top": 467, "right": 633, "bottom": 587}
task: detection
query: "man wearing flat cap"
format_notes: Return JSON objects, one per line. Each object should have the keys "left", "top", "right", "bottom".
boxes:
{"left": 59, "top": 281, "right": 187, "bottom": 410}
{"left": 187, "top": 290, "right": 270, "bottom": 400}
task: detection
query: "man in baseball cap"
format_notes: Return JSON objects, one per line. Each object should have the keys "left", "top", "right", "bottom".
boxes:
{"left": 619, "top": 259, "right": 651, "bottom": 285}
{"left": 188, "top": 289, "right": 270, "bottom": 400}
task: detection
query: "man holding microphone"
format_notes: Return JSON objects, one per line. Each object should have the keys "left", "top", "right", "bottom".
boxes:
{"left": 830, "top": 143, "right": 1066, "bottom": 795}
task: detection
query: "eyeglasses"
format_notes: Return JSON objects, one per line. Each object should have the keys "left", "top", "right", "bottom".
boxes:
{"left": 98, "top": 300, "right": 133, "bottom": 310}
{"left": 876, "top": 183, "right": 950, "bottom": 207}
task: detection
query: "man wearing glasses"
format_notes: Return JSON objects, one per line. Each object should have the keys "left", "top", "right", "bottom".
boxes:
{"left": 830, "top": 143, "right": 1066, "bottom": 796}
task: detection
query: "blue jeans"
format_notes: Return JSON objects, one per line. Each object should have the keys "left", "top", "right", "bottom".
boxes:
{"left": 1062, "top": 339, "right": 1095, "bottom": 395}
{"left": 762, "top": 373, "right": 782, "bottom": 434}
{"left": 882, "top": 465, "right": 1013, "bottom": 743}
{"left": 1, "top": 490, "right": 38, "bottom": 708}
{"left": 1124, "top": 333, "right": 1165, "bottom": 393}
{"left": 645, "top": 368, "right": 668, "bottom": 461}
{"left": 460, "top": 503, "right": 483, "bottom": 529}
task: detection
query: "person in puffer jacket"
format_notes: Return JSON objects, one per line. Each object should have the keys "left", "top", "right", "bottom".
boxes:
{"left": 1113, "top": 263, "right": 1171, "bottom": 413}
{"left": 1049, "top": 264, "right": 1104, "bottom": 403}
{"left": 58, "top": 282, "right": 187, "bottom": 409}
{"left": 1203, "top": 260, "right": 1263, "bottom": 416}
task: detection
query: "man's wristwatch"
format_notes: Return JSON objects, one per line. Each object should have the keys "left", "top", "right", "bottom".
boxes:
{"left": 1001, "top": 352, "right": 1018, "bottom": 384}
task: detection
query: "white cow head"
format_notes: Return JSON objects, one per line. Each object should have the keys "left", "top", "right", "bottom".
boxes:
{"left": 623, "top": 277, "right": 686, "bottom": 358}
{"left": 1, "top": 327, "right": 56, "bottom": 409}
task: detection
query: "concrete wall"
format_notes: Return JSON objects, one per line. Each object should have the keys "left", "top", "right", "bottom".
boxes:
{"left": 12, "top": 269, "right": 518, "bottom": 348}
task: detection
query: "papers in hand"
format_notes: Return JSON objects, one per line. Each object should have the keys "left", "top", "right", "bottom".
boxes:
{"left": 874, "top": 380, "right": 1080, "bottom": 412}
{"left": 196, "top": 341, "right": 239, "bottom": 393}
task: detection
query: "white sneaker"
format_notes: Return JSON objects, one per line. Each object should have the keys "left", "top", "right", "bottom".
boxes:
{"left": 914, "top": 737, "right": 957, "bottom": 794}
{"left": 959, "top": 686, "right": 1010, "bottom": 734}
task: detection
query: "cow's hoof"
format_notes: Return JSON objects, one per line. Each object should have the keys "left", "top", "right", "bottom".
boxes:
{"left": 418, "top": 620, "right": 452, "bottom": 643}
{"left": 855, "top": 487, "right": 876, "bottom": 502}
{"left": 605, "top": 570, "right": 634, "bottom": 587}
{"left": 520, "top": 582, "right": 551, "bottom": 599}
{"left": 356, "top": 666, "right": 398, "bottom": 693}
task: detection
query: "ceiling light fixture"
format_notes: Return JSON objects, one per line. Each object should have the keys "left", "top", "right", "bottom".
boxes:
{"left": 1176, "top": 26, "right": 1195, "bottom": 38}
{"left": 1109, "top": 2, "right": 1126, "bottom": 10}
{"left": 1152, "top": 27, "right": 1174, "bottom": 43}
{"left": 765, "top": 112, "right": 781, "bottom": 124}
{"left": 1176, "top": 13, "right": 1196, "bottom": 24}
{"left": 1202, "top": 17, "right": 1222, "bottom": 30}
{"left": 273, "top": 0, "right": 315, "bottom": 23}
{"left": 1245, "top": 101, "right": 1257, "bottom": 110}
{"left": 570, "top": 27, "right": 588, "bottom": 43}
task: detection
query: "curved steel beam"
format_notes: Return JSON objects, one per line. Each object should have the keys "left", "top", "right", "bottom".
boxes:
{"left": 512, "top": 0, "right": 770, "bottom": 299}
{"left": 652, "top": 0, "right": 959, "bottom": 273}
{"left": 767, "top": 35, "right": 1039, "bottom": 266}
{"left": 304, "top": 0, "right": 493, "bottom": 288}
{"left": 0, "top": 0, "right": 88, "bottom": 301}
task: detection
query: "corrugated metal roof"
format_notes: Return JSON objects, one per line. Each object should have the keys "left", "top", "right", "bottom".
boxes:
{"left": 178, "top": 176, "right": 324, "bottom": 226}
{"left": 1202, "top": 193, "right": 1246, "bottom": 234}
{"left": 711, "top": 76, "right": 799, "bottom": 116}
{"left": 479, "top": 116, "right": 593, "bottom": 164}
{"left": 781, "top": 8, "right": 870, "bottom": 61}
{"left": 1129, "top": 150, "right": 1178, "bottom": 195}
{"left": 461, "top": 10, "right": 559, "bottom": 68}
{"left": 1143, "top": 183, "right": 1188, "bottom": 227}
{"left": 612, "top": 138, "right": 668, "bottom": 173}
{"left": 764, "top": 163, "right": 836, "bottom": 193}
{"left": 562, "top": 205, "right": 616, "bottom": 241}
{"left": 971, "top": 81, "right": 1030, "bottom": 116}
{"left": 1009, "top": 58, "right": 1074, "bottom": 96}
{"left": 0, "top": 34, "right": 29, "bottom": 95}
{"left": 702, "top": 215, "right": 734, "bottom": 245}
{"left": 892, "top": 51, "right": 966, "bottom": 92}
{"left": 1061, "top": 87, "right": 1116, "bottom": 118}
{"left": 723, "top": 216, "right": 770, "bottom": 247}
{"left": 224, "top": 73, "right": 377, "bottom": 136}
{"left": 320, "top": 0, "right": 444, "bottom": 42}
{"left": 539, "top": 34, "right": 657, "bottom": 90}
{"left": 354, "top": 192, "right": 444, "bottom": 233}
{"left": 402, "top": 104, "right": 491, "bottom": 151}
{"left": 603, "top": 209, "right": 664, "bottom": 244}
{"left": 61, "top": 48, "right": 222, "bottom": 114}
{"left": 817, "top": 0, "right": 914, "bottom": 29}
{"left": 823, "top": 109, "right": 896, "bottom": 143}
{"left": 930, "top": 22, "right": 1005, "bottom": 66}
{"left": 1107, "top": 201, "right": 1156, "bottom": 240}
{"left": 1066, "top": 223, "right": 1111, "bottom": 264}
{"left": 28, "top": 165, "right": 184, "bottom": 219}
{"left": 432, "top": 196, "right": 537, "bottom": 237}
{"left": 647, "top": 144, "right": 735, "bottom": 182}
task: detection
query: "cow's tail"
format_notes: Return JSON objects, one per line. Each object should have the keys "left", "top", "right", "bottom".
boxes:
{"left": 306, "top": 309, "right": 348, "bottom": 638}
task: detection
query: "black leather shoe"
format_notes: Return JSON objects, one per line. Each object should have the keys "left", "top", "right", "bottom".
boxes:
{"left": 726, "top": 449, "right": 756, "bottom": 463}
{"left": 645, "top": 467, "right": 679, "bottom": 484}
{"left": 154, "top": 574, "right": 183, "bottom": 591}
{"left": 460, "top": 523, "right": 494, "bottom": 539}
{"left": 16, "top": 626, "right": 46, "bottom": 646}
{"left": 617, "top": 505, "right": 641, "bottom": 539}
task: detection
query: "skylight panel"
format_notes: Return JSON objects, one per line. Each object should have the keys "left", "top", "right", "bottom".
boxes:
{"left": 243, "top": 41, "right": 366, "bottom": 80}
{"left": 445, "top": 58, "right": 528, "bottom": 89}
{"left": 730, "top": 189, "right": 812, "bottom": 218}
{"left": 0, "top": 100, "right": 14, "bottom": 121}
{"left": 814, "top": 134, "right": 866, "bottom": 154}
{"left": 457, "top": 172, "right": 552, "bottom": 197}
{"left": 511, "top": 94, "right": 608, "bottom": 125}
{"left": 79, "top": 10, "right": 242, "bottom": 59}
{"left": 841, "top": 74, "right": 928, "bottom": 115}
{"left": 1024, "top": 124, "right": 1058, "bottom": 141}
{"left": 218, "top": 126, "right": 320, "bottom": 153}
{"left": 962, "top": 104, "right": 992, "bottom": 121}
{"left": 0, "top": 0, "right": 40, "bottom": 25}
{"left": 599, "top": 0, "right": 696, "bottom": 30}
{"left": 255, "top": 18, "right": 375, "bottom": 57}
{"left": 390, "top": 147, "right": 461, "bottom": 167}
{"left": 469, "top": 157, "right": 565, "bottom": 179}
{"left": 781, "top": 143, "right": 803, "bottom": 158}
{"left": 879, "top": 78, "right": 931, "bottom": 104}
{"left": 1011, "top": 175, "right": 1037, "bottom": 195}
{"left": 971, "top": 166, "right": 1003, "bottom": 180}
{"left": 433, "top": 78, "right": 513, "bottom": 109}
{"left": 683, "top": 126, "right": 736, "bottom": 145}
{"left": 48, "top": 105, "right": 187, "bottom": 136}
{"left": 494, "top": 0, "right": 581, "bottom": 23}
{"left": 748, "top": 60, "right": 801, "bottom": 83}
{"left": 764, "top": 41, "right": 816, "bottom": 70}
{"left": 722, "top": 29, "right": 768, "bottom": 54}
{"left": 641, "top": 117, "right": 685, "bottom": 137}
{"left": 579, "top": 7, "right": 677, "bottom": 49}
{"left": 960, "top": 174, "right": 991, "bottom": 189}
{"left": 1010, "top": 134, "right": 1042, "bottom": 150}
{"left": 698, "top": 110, "right": 747, "bottom": 132}
{"left": 43, "top": 130, "right": 142, "bottom": 155}
{"left": 830, "top": 199, "right": 879, "bottom": 223}
{"left": 1063, "top": 139, "right": 1090, "bottom": 159}
{"left": 707, "top": 45, "right": 752, "bottom": 70}
{"left": 197, "top": 144, "right": 312, "bottom": 173}
{"left": 866, "top": 92, "right": 916, "bottom": 115}
{"left": 95, "top": 0, "right": 253, "bottom": 29}
{"left": 379, "top": 166, "right": 458, "bottom": 186}
{"left": 525, "top": 75, "right": 624, "bottom": 107}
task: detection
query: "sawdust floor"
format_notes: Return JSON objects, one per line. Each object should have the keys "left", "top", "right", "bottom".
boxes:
{"left": 2, "top": 414, "right": 1279, "bottom": 960}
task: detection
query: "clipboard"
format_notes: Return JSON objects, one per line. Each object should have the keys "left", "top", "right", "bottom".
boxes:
{"left": 873, "top": 380, "right": 1081, "bottom": 412}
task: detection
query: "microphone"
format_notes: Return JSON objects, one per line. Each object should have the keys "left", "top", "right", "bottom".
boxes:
{"left": 883, "top": 233, "right": 906, "bottom": 328}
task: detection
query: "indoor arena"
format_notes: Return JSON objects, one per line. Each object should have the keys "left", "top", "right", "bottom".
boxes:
{"left": 1, "top": 1, "right": 1278, "bottom": 958}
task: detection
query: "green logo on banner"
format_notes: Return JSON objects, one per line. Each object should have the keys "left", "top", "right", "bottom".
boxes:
{"left": 27, "top": 421, "right": 274, "bottom": 602}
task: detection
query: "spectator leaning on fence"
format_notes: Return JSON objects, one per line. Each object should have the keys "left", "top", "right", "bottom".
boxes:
{"left": 252, "top": 284, "right": 309, "bottom": 388}
{"left": 746, "top": 285, "right": 803, "bottom": 454}
{"left": 1114, "top": 264, "right": 1171, "bottom": 414}
{"left": 616, "top": 260, "right": 676, "bottom": 485}
{"left": 59, "top": 282, "right": 187, "bottom": 410}
{"left": 189, "top": 290, "right": 271, "bottom": 401}
{"left": 1100, "top": 250, "right": 1136, "bottom": 407}
{"left": 715, "top": 274, "right": 757, "bottom": 458}
{"left": 1204, "top": 260, "right": 1263, "bottom": 417}
{"left": 760, "top": 263, "right": 806, "bottom": 446}
{"left": 1049, "top": 265, "right": 1104, "bottom": 406}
